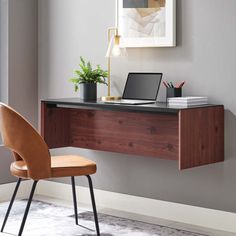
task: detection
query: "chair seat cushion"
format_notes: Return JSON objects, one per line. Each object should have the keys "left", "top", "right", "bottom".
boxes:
{"left": 10, "top": 155, "right": 97, "bottom": 179}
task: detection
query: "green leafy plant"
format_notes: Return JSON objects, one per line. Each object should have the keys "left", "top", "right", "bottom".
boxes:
{"left": 69, "top": 57, "right": 108, "bottom": 92}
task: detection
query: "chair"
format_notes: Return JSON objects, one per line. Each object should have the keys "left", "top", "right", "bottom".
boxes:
{"left": 0, "top": 103, "right": 100, "bottom": 236}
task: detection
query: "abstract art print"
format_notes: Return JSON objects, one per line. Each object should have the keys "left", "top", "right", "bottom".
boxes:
{"left": 118, "top": 0, "right": 176, "bottom": 47}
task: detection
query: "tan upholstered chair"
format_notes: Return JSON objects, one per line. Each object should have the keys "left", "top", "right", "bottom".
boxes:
{"left": 0, "top": 103, "right": 100, "bottom": 236}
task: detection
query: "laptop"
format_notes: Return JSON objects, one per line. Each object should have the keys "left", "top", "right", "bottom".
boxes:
{"left": 104, "top": 72, "right": 162, "bottom": 105}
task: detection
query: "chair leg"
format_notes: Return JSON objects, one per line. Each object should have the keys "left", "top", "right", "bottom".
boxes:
{"left": 1, "top": 178, "right": 22, "bottom": 233}
{"left": 86, "top": 175, "right": 100, "bottom": 236}
{"left": 71, "top": 176, "right": 78, "bottom": 225}
{"left": 18, "top": 180, "right": 38, "bottom": 236}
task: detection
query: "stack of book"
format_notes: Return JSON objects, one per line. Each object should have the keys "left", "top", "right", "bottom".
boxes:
{"left": 167, "top": 97, "right": 208, "bottom": 107}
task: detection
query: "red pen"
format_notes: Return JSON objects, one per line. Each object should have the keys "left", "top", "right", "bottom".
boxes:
{"left": 177, "top": 81, "right": 185, "bottom": 88}
{"left": 163, "top": 81, "right": 169, "bottom": 88}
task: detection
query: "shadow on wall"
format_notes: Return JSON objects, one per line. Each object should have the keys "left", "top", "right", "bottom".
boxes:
{"left": 0, "top": 147, "right": 16, "bottom": 184}
{"left": 225, "top": 109, "right": 236, "bottom": 161}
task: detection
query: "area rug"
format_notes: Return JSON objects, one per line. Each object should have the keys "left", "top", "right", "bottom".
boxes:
{"left": 0, "top": 200, "right": 208, "bottom": 236}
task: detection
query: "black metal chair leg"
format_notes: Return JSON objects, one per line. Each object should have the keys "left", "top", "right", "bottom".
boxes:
{"left": 71, "top": 176, "right": 78, "bottom": 225}
{"left": 87, "top": 175, "right": 100, "bottom": 236}
{"left": 18, "top": 180, "right": 38, "bottom": 236}
{"left": 1, "top": 178, "right": 22, "bottom": 233}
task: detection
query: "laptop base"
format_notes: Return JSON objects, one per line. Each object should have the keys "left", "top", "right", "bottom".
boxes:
{"left": 104, "top": 99, "right": 156, "bottom": 105}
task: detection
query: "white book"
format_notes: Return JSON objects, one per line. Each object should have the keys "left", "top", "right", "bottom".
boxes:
{"left": 168, "top": 96, "right": 208, "bottom": 102}
{"left": 168, "top": 97, "right": 208, "bottom": 107}
{"left": 169, "top": 100, "right": 208, "bottom": 103}
{"left": 168, "top": 101, "right": 208, "bottom": 104}
{"left": 168, "top": 102, "right": 208, "bottom": 105}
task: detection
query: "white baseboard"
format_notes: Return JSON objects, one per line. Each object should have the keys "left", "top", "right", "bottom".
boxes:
{"left": 0, "top": 180, "right": 31, "bottom": 202}
{"left": 36, "top": 180, "right": 236, "bottom": 233}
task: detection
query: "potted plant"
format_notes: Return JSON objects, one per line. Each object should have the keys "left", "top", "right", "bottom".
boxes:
{"left": 69, "top": 57, "right": 108, "bottom": 101}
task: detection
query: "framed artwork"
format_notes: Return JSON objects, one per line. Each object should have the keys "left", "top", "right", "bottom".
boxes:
{"left": 118, "top": 0, "right": 176, "bottom": 47}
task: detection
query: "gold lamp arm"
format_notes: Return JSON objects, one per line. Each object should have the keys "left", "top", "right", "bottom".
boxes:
{"left": 101, "top": 5, "right": 127, "bottom": 102}
{"left": 107, "top": 28, "right": 117, "bottom": 97}
{"left": 102, "top": 27, "right": 122, "bottom": 101}
{"left": 108, "top": 55, "right": 111, "bottom": 97}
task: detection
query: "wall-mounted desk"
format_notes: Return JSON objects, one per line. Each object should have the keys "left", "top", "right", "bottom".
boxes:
{"left": 41, "top": 98, "right": 224, "bottom": 170}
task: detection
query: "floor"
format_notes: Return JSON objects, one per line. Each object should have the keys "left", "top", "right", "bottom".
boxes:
{"left": 0, "top": 195, "right": 235, "bottom": 236}
{"left": 35, "top": 195, "right": 236, "bottom": 236}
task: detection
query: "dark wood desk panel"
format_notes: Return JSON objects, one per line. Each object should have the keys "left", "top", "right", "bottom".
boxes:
{"left": 41, "top": 99, "right": 224, "bottom": 170}
{"left": 70, "top": 109, "right": 179, "bottom": 160}
{"left": 179, "top": 106, "right": 224, "bottom": 169}
{"left": 41, "top": 103, "right": 70, "bottom": 148}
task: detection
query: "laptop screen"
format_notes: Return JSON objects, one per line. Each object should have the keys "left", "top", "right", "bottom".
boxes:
{"left": 122, "top": 73, "right": 162, "bottom": 100}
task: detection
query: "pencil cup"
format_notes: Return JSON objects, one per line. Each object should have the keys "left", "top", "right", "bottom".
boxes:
{"left": 166, "top": 88, "right": 182, "bottom": 101}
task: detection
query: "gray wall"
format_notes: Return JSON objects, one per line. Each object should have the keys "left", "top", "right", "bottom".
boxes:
{"left": 38, "top": 0, "right": 236, "bottom": 213}
{"left": 0, "top": 0, "right": 9, "bottom": 103}
{"left": 0, "top": 0, "right": 38, "bottom": 184}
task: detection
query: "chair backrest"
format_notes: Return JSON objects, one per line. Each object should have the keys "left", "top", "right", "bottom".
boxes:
{"left": 0, "top": 103, "right": 51, "bottom": 180}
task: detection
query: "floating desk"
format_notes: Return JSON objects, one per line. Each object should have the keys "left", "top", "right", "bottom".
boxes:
{"left": 41, "top": 98, "right": 224, "bottom": 170}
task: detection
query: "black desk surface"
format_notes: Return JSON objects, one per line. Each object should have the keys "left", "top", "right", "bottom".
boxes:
{"left": 42, "top": 98, "right": 222, "bottom": 114}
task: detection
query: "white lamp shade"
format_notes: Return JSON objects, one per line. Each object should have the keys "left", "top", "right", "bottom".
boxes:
{"left": 105, "top": 36, "right": 114, "bottom": 58}
{"left": 106, "top": 36, "right": 127, "bottom": 58}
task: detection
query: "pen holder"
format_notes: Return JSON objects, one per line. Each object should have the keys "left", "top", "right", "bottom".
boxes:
{"left": 166, "top": 88, "right": 182, "bottom": 101}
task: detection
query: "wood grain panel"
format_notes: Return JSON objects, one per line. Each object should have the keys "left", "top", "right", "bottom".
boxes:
{"left": 41, "top": 102, "right": 225, "bottom": 169}
{"left": 41, "top": 102, "right": 70, "bottom": 148}
{"left": 179, "top": 106, "right": 224, "bottom": 169}
{"left": 70, "top": 109, "right": 179, "bottom": 160}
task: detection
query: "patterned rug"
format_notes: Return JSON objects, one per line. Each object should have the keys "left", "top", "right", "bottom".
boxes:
{"left": 0, "top": 200, "right": 208, "bottom": 236}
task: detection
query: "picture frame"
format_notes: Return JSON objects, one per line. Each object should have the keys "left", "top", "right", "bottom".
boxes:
{"left": 118, "top": 0, "right": 176, "bottom": 48}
